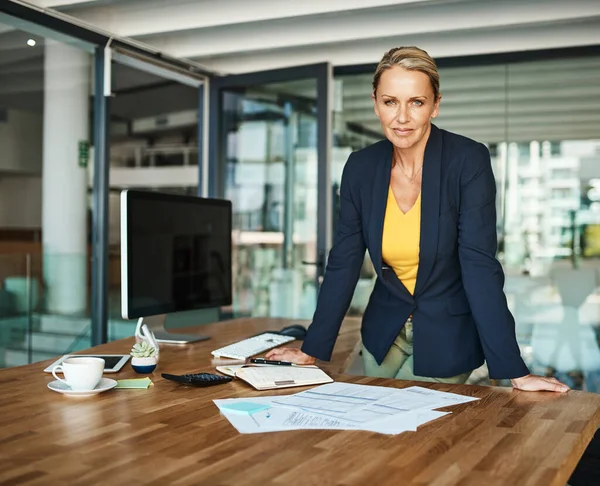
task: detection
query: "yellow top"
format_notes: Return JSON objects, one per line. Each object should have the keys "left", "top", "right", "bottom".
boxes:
{"left": 381, "top": 186, "right": 421, "bottom": 295}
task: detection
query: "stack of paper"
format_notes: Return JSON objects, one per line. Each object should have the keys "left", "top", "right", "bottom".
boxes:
{"left": 214, "top": 382, "right": 479, "bottom": 435}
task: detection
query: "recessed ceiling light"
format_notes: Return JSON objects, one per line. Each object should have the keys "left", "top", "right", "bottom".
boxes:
{"left": 27, "top": 39, "right": 36, "bottom": 47}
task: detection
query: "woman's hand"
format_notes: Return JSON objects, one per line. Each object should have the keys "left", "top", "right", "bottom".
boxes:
{"left": 265, "top": 347, "right": 316, "bottom": 365}
{"left": 510, "top": 374, "right": 570, "bottom": 393}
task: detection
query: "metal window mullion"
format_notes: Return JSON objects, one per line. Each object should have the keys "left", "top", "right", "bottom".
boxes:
{"left": 91, "top": 45, "right": 110, "bottom": 346}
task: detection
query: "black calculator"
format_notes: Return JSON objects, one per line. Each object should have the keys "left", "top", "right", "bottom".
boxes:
{"left": 161, "top": 372, "right": 232, "bottom": 387}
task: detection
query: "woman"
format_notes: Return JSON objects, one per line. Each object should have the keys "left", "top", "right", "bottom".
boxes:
{"left": 267, "top": 46, "right": 568, "bottom": 393}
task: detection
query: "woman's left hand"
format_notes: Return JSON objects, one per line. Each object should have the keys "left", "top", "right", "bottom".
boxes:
{"left": 510, "top": 374, "right": 570, "bottom": 393}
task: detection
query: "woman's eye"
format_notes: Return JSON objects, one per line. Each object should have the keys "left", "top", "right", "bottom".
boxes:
{"left": 384, "top": 100, "right": 395, "bottom": 106}
{"left": 412, "top": 100, "right": 423, "bottom": 106}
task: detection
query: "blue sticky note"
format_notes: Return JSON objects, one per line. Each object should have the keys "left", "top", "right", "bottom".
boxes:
{"left": 220, "top": 401, "right": 271, "bottom": 414}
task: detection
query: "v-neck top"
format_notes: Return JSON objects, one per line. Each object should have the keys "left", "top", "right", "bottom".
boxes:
{"left": 381, "top": 186, "right": 421, "bottom": 295}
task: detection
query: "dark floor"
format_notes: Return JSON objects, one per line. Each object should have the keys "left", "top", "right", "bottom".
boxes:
{"left": 569, "top": 429, "right": 600, "bottom": 486}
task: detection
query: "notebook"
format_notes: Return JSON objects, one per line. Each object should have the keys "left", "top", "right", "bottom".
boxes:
{"left": 216, "top": 364, "right": 333, "bottom": 391}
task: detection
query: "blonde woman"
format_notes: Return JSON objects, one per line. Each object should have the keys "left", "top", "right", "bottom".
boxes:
{"left": 268, "top": 47, "right": 568, "bottom": 392}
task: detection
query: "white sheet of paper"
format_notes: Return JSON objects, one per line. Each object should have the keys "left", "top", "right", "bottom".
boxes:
{"left": 218, "top": 406, "right": 417, "bottom": 435}
{"left": 363, "top": 409, "right": 451, "bottom": 434}
{"left": 214, "top": 397, "right": 358, "bottom": 434}
{"left": 360, "top": 386, "right": 479, "bottom": 417}
{"left": 214, "top": 396, "right": 278, "bottom": 408}
{"left": 214, "top": 396, "right": 415, "bottom": 434}
{"left": 213, "top": 383, "right": 475, "bottom": 435}
{"left": 251, "top": 407, "right": 358, "bottom": 431}
{"left": 271, "top": 382, "right": 402, "bottom": 420}
{"left": 415, "top": 410, "right": 451, "bottom": 427}
{"left": 400, "top": 386, "right": 480, "bottom": 408}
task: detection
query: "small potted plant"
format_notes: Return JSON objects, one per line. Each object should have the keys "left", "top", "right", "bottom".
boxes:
{"left": 130, "top": 340, "right": 158, "bottom": 373}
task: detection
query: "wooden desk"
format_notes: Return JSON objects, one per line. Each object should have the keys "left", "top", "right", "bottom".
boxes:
{"left": 0, "top": 317, "right": 599, "bottom": 486}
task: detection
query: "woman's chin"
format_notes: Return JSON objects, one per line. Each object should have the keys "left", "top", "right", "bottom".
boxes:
{"left": 388, "top": 134, "right": 417, "bottom": 149}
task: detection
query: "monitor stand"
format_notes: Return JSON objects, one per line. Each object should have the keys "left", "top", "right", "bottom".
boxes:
{"left": 136, "top": 315, "right": 210, "bottom": 344}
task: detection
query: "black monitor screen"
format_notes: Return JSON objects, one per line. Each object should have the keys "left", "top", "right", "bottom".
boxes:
{"left": 121, "top": 190, "right": 232, "bottom": 319}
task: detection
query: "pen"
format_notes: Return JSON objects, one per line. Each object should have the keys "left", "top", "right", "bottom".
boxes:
{"left": 250, "top": 358, "right": 296, "bottom": 366}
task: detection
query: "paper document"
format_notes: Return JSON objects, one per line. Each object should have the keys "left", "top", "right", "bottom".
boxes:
{"left": 364, "top": 410, "right": 450, "bottom": 435}
{"left": 272, "top": 382, "right": 417, "bottom": 424}
{"left": 214, "top": 397, "right": 357, "bottom": 434}
{"left": 214, "top": 382, "right": 478, "bottom": 435}
{"left": 397, "top": 386, "right": 479, "bottom": 409}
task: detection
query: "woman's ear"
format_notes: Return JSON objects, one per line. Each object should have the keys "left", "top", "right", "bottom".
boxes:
{"left": 372, "top": 92, "right": 380, "bottom": 119}
{"left": 431, "top": 94, "right": 441, "bottom": 119}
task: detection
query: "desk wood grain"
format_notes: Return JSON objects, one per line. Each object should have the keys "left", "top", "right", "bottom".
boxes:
{"left": 0, "top": 317, "right": 598, "bottom": 486}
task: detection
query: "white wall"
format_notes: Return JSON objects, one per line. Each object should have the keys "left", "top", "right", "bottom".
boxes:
{"left": 0, "top": 176, "right": 42, "bottom": 228}
{"left": 0, "top": 109, "right": 43, "bottom": 175}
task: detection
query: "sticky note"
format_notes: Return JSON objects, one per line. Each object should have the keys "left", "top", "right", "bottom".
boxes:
{"left": 116, "top": 378, "right": 153, "bottom": 389}
{"left": 219, "top": 401, "right": 271, "bottom": 414}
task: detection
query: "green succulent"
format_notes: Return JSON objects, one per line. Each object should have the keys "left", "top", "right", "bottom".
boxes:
{"left": 131, "top": 340, "right": 157, "bottom": 358}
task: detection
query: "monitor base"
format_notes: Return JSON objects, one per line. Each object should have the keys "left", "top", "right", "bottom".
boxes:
{"left": 153, "top": 331, "right": 210, "bottom": 344}
{"left": 135, "top": 315, "right": 210, "bottom": 345}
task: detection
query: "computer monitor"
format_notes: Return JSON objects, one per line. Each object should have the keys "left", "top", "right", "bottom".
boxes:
{"left": 120, "top": 189, "right": 232, "bottom": 343}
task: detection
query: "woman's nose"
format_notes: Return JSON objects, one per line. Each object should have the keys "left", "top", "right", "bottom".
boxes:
{"left": 395, "top": 104, "right": 409, "bottom": 123}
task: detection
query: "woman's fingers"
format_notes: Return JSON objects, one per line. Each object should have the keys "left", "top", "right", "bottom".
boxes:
{"left": 264, "top": 348, "right": 315, "bottom": 365}
{"left": 512, "top": 375, "right": 569, "bottom": 392}
{"left": 265, "top": 348, "right": 288, "bottom": 359}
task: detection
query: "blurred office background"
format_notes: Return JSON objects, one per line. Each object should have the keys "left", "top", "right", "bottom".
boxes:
{"left": 1, "top": 0, "right": 600, "bottom": 391}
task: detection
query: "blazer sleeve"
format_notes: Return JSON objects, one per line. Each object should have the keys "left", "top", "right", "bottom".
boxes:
{"left": 458, "top": 143, "right": 530, "bottom": 380}
{"left": 301, "top": 153, "right": 366, "bottom": 361}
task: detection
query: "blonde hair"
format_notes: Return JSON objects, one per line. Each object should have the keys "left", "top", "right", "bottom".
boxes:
{"left": 372, "top": 46, "right": 440, "bottom": 100}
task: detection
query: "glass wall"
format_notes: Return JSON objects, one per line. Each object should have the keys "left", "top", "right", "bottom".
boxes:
{"left": 107, "top": 60, "right": 202, "bottom": 327}
{"left": 0, "top": 14, "right": 97, "bottom": 366}
{"left": 0, "top": 13, "right": 212, "bottom": 366}
{"left": 104, "top": 55, "right": 217, "bottom": 333}
{"left": 217, "top": 80, "right": 320, "bottom": 320}
{"left": 335, "top": 55, "right": 600, "bottom": 391}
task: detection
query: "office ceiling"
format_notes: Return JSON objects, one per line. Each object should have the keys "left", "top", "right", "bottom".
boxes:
{"left": 1, "top": 0, "right": 600, "bottom": 142}
{"left": 27, "top": 0, "right": 600, "bottom": 74}
{"left": 0, "top": 23, "right": 198, "bottom": 120}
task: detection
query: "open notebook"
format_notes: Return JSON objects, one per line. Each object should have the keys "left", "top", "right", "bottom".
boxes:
{"left": 216, "top": 364, "right": 333, "bottom": 391}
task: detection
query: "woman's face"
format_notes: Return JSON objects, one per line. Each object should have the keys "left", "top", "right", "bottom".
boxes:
{"left": 372, "top": 66, "right": 440, "bottom": 151}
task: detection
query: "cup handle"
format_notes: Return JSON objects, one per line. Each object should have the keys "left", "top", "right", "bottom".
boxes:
{"left": 52, "top": 366, "right": 69, "bottom": 386}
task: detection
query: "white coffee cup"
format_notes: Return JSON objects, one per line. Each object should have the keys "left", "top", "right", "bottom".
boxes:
{"left": 52, "top": 357, "right": 105, "bottom": 391}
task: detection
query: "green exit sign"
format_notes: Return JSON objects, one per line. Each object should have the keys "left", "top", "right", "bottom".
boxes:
{"left": 78, "top": 140, "right": 90, "bottom": 168}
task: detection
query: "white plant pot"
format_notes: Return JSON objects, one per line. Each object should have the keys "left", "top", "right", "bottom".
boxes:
{"left": 131, "top": 356, "right": 157, "bottom": 373}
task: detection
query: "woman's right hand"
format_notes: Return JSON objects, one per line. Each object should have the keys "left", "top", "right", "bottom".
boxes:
{"left": 265, "top": 347, "right": 316, "bottom": 365}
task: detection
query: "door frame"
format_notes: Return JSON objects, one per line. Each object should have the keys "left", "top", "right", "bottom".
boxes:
{"left": 208, "top": 63, "right": 333, "bottom": 284}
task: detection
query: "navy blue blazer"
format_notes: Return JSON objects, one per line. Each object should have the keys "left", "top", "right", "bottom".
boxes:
{"left": 301, "top": 124, "right": 530, "bottom": 380}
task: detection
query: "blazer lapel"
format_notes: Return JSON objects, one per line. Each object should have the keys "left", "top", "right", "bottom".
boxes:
{"left": 414, "top": 124, "right": 443, "bottom": 296}
{"left": 368, "top": 140, "right": 392, "bottom": 275}
{"left": 369, "top": 141, "right": 413, "bottom": 300}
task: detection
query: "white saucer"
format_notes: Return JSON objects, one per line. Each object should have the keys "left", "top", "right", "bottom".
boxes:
{"left": 47, "top": 378, "right": 118, "bottom": 397}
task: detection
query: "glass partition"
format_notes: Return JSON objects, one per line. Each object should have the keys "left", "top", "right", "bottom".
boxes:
{"left": 220, "top": 80, "right": 319, "bottom": 319}
{"left": 0, "top": 15, "right": 97, "bottom": 366}
{"left": 210, "top": 65, "right": 332, "bottom": 321}
{"left": 106, "top": 56, "right": 213, "bottom": 332}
